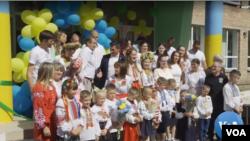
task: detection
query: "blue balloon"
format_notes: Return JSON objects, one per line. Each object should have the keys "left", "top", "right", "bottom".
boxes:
{"left": 104, "top": 39, "right": 112, "bottom": 49}
{"left": 60, "top": 22, "right": 70, "bottom": 29}
{"left": 97, "top": 2, "right": 102, "bottom": 9}
{"left": 69, "top": 1, "right": 81, "bottom": 11}
{"left": 14, "top": 96, "right": 31, "bottom": 112}
{"left": 44, "top": 2, "right": 58, "bottom": 15}
{"left": 21, "top": 81, "right": 31, "bottom": 97}
{"left": 17, "top": 35, "right": 23, "bottom": 43}
{"left": 65, "top": 11, "right": 80, "bottom": 25}
{"left": 19, "top": 38, "right": 35, "bottom": 51}
{"left": 14, "top": 91, "right": 25, "bottom": 101}
{"left": 34, "top": 39, "right": 39, "bottom": 46}
{"left": 56, "top": 1, "right": 70, "bottom": 14}
{"left": 104, "top": 27, "right": 116, "bottom": 38}
{"left": 12, "top": 85, "right": 21, "bottom": 100}
{"left": 97, "top": 33, "right": 108, "bottom": 46}
{"left": 84, "top": 30, "right": 91, "bottom": 37}
{"left": 53, "top": 14, "right": 65, "bottom": 27}
{"left": 95, "top": 20, "right": 107, "bottom": 33}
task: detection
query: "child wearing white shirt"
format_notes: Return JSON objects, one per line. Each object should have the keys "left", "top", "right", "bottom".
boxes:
{"left": 80, "top": 90, "right": 100, "bottom": 141}
{"left": 196, "top": 85, "right": 213, "bottom": 141}
{"left": 223, "top": 70, "right": 243, "bottom": 114}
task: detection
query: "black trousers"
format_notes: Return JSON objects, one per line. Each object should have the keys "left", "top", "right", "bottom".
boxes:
{"left": 57, "top": 135, "right": 80, "bottom": 141}
{"left": 208, "top": 108, "right": 224, "bottom": 141}
{"left": 111, "top": 131, "right": 124, "bottom": 141}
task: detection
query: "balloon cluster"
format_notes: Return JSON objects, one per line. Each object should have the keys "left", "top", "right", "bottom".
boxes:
{"left": 44, "top": 1, "right": 82, "bottom": 29}
{"left": 12, "top": 82, "right": 33, "bottom": 118}
{"left": 11, "top": 51, "right": 30, "bottom": 83}
{"left": 132, "top": 19, "right": 152, "bottom": 36}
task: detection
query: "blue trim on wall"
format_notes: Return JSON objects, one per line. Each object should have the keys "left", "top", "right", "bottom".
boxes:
{"left": 205, "top": 1, "right": 223, "bottom": 36}
{"left": 0, "top": 1, "right": 10, "bottom": 14}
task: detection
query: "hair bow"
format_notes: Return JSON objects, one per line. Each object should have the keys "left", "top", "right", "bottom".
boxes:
{"left": 64, "top": 79, "right": 77, "bottom": 88}
{"left": 73, "top": 57, "right": 83, "bottom": 68}
{"left": 93, "top": 86, "right": 107, "bottom": 92}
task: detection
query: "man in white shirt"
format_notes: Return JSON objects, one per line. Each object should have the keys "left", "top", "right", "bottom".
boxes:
{"left": 27, "top": 30, "right": 54, "bottom": 90}
{"left": 166, "top": 37, "right": 176, "bottom": 58}
{"left": 95, "top": 40, "right": 125, "bottom": 89}
{"left": 187, "top": 41, "right": 207, "bottom": 71}
{"left": 71, "top": 31, "right": 82, "bottom": 60}
{"left": 78, "top": 36, "right": 97, "bottom": 92}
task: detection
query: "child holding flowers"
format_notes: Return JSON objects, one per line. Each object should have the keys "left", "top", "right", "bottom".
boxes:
{"left": 141, "top": 52, "right": 155, "bottom": 86}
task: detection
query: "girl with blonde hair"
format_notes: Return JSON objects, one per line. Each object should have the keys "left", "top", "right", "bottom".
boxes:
{"left": 51, "top": 30, "right": 67, "bottom": 61}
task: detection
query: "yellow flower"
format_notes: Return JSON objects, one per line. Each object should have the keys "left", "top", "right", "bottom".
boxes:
{"left": 191, "top": 95, "right": 197, "bottom": 100}
{"left": 140, "top": 56, "right": 144, "bottom": 60}
{"left": 119, "top": 103, "right": 126, "bottom": 110}
{"left": 150, "top": 57, "right": 154, "bottom": 62}
{"left": 146, "top": 54, "right": 150, "bottom": 58}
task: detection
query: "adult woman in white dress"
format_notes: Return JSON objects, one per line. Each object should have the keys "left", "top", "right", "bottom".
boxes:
{"left": 140, "top": 52, "right": 155, "bottom": 86}
{"left": 151, "top": 43, "right": 168, "bottom": 71}
{"left": 185, "top": 58, "right": 206, "bottom": 96}
{"left": 52, "top": 62, "right": 65, "bottom": 99}
{"left": 153, "top": 55, "right": 174, "bottom": 82}
{"left": 178, "top": 45, "right": 191, "bottom": 75}
{"left": 136, "top": 41, "right": 149, "bottom": 64}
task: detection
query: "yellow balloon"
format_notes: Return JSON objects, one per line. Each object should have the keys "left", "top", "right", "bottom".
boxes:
{"left": 127, "top": 11, "right": 136, "bottom": 20}
{"left": 21, "top": 25, "right": 36, "bottom": 38}
{"left": 79, "top": 4, "right": 91, "bottom": 17}
{"left": 13, "top": 72, "right": 25, "bottom": 83}
{"left": 83, "top": 17, "right": 95, "bottom": 30}
{"left": 33, "top": 10, "right": 39, "bottom": 16}
{"left": 133, "top": 26, "right": 142, "bottom": 35}
{"left": 22, "top": 67, "right": 28, "bottom": 80}
{"left": 105, "top": 49, "right": 110, "bottom": 54}
{"left": 143, "top": 27, "right": 152, "bottom": 36}
{"left": 32, "top": 18, "right": 46, "bottom": 33}
{"left": 111, "top": 31, "right": 118, "bottom": 39}
{"left": 38, "top": 9, "right": 53, "bottom": 23}
{"left": 86, "top": 1, "right": 97, "bottom": 9}
{"left": 21, "top": 10, "right": 37, "bottom": 25}
{"left": 110, "top": 16, "right": 119, "bottom": 27}
{"left": 11, "top": 58, "right": 25, "bottom": 72}
{"left": 16, "top": 52, "right": 25, "bottom": 60}
{"left": 45, "top": 23, "right": 58, "bottom": 33}
{"left": 23, "top": 51, "right": 30, "bottom": 67}
{"left": 139, "top": 19, "right": 146, "bottom": 28}
{"left": 90, "top": 8, "right": 104, "bottom": 20}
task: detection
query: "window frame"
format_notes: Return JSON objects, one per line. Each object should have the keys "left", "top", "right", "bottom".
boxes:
{"left": 247, "top": 31, "right": 250, "bottom": 71}
{"left": 223, "top": 1, "right": 241, "bottom": 6}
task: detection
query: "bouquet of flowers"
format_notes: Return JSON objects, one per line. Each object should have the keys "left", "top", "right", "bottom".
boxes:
{"left": 185, "top": 94, "right": 197, "bottom": 127}
{"left": 116, "top": 99, "right": 132, "bottom": 140}
{"left": 145, "top": 99, "right": 162, "bottom": 129}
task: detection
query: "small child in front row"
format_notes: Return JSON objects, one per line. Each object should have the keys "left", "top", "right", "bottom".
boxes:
{"left": 223, "top": 70, "right": 243, "bottom": 114}
{"left": 92, "top": 88, "right": 112, "bottom": 141}
{"left": 80, "top": 90, "right": 100, "bottom": 141}
{"left": 56, "top": 79, "right": 83, "bottom": 141}
{"left": 155, "top": 77, "right": 175, "bottom": 141}
{"left": 104, "top": 83, "right": 124, "bottom": 141}
{"left": 138, "top": 86, "right": 159, "bottom": 141}
{"left": 123, "top": 87, "right": 143, "bottom": 141}
{"left": 166, "top": 79, "right": 178, "bottom": 141}
{"left": 176, "top": 90, "right": 199, "bottom": 141}
{"left": 196, "top": 85, "right": 213, "bottom": 141}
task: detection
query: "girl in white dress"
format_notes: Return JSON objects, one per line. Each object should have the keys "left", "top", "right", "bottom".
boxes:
{"left": 56, "top": 79, "right": 83, "bottom": 141}
{"left": 153, "top": 55, "right": 174, "bottom": 81}
{"left": 152, "top": 43, "right": 169, "bottom": 71}
{"left": 178, "top": 45, "right": 191, "bottom": 75}
{"left": 106, "top": 61, "right": 133, "bottom": 100}
{"left": 185, "top": 59, "right": 206, "bottom": 96}
{"left": 140, "top": 52, "right": 155, "bottom": 86}
{"left": 92, "top": 88, "right": 112, "bottom": 141}
{"left": 136, "top": 41, "right": 149, "bottom": 64}
{"left": 54, "top": 43, "right": 81, "bottom": 70}
{"left": 52, "top": 62, "right": 65, "bottom": 99}
{"left": 125, "top": 47, "right": 146, "bottom": 89}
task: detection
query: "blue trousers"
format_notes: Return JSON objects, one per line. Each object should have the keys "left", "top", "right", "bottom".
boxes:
{"left": 199, "top": 118, "right": 211, "bottom": 140}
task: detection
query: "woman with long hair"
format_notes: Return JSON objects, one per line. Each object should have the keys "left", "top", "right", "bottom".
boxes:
{"left": 178, "top": 45, "right": 191, "bottom": 74}
{"left": 51, "top": 30, "right": 67, "bottom": 61}
{"left": 136, "top": 41, "right": 150, "bottom": 64}
{"left": 151, "top": 43, "right": 168, "bottom": 71}
{"left": 153, "top": 55, "right": 174, "bottom": 81}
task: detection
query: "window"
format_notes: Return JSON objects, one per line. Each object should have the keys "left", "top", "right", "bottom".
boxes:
{"left": 248, "top": 31, "right": 250, "bottom": 70}
{"left": 190, "top": 26, "right": 239, "bottom": 71}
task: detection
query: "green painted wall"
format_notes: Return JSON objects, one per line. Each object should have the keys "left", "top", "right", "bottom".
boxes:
{"left": 154, "top": 1, "right": 194, "bottom": 50}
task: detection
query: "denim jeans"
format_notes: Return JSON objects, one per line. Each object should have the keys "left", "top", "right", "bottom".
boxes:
{"left": 199, "top": 118, "right": 211, "bottom": 140}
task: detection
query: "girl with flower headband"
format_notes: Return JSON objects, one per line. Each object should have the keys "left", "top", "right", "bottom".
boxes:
{"left": 125, "top": 46, "right": 146, "bottom": 89}
{"left": 91, "top": 87, "right": 112, "bottom": 141}
{"left": 136, "top": 41, "right": 150, "bottom": 64}
{"left": 54, "top": 42, "right": 82, "bottom": 70}
{"left": 56, "top": 79, "right": 83, "bottom": 140}
{"left": 140, "top": 52, "right": 155, "bottom": 86}
{"left": 105, "top": 61, "right": 133, "bottom": 100}
{"left": 64, "top": 57, "right": 85, "bottom": 108}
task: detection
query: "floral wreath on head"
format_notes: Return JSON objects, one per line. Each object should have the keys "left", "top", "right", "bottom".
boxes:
{"left": 64, "top": 43, "right": 82, "bottom": 50}
{"left": 126, "top": 46, "right": 136, "bottom": 55}
{"left": 140, "top": 52, "right": 154, "bottom": 62}
{"left": 63, "top": 79, "right": 77, "bottom": 88}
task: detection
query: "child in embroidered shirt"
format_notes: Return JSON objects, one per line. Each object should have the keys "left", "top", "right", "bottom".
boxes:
{"left": 155, "top": 77, "right": 175, "bottom": 141}
{"left": 166, "top": 79, "right": 177, "bottom": 141}
{"left": 123, "top": 87, "right": 143, "bottom": 141}
{"left": 223, "top": 70, "right": 243, "bottom": 114}
{"left": 104, "top": 83, "right": 124, "bottom": 141}
{"left": 56, "top": 79, "right": 83, "bottom": 141}
{"left": 92, "top": 88, "right": 112, "bottom": 141}
{"left": 139, "top": 86, "right": 158, "bottom": 141}
{"left": 196, "top": 85, "right": 213, "bottom": 141}
{"left": 80, "top": 90, "right": 100, "bottom": 141}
